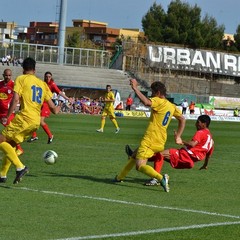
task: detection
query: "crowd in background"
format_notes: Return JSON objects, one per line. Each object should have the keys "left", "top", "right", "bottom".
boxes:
{"left": 1, "top": 54, "right": 23, "bottom": 67}
{"left": 59, "top": 96, "right": 104, "bottom": 115}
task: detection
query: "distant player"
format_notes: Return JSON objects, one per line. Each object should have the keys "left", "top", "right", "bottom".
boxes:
{"left": 96, "top": 84, "right": 120, "bottom": 133}
{"left": 0, "top": 69, "right": 24, "bottom": 156}
{"left": 28, "top": 71, "right": 69, "bottom": 144}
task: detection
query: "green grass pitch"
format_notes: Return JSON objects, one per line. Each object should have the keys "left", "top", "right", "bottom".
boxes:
{"left": 0, "top": 114, "right": 239, "bottom": 240}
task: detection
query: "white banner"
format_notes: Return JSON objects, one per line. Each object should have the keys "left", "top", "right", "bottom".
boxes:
{"left": 147, "top": 45, "right": 240, "bottom": 77}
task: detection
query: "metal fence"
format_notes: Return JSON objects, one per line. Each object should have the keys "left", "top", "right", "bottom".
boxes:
{"left": 0, "top": 41, "right": 111, "bottom": 68}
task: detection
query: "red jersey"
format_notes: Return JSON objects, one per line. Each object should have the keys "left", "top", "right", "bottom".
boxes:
{"left": 41, "top": 79, "right": 61, "bottom": 117}
{"left": 126, "top": 97, "right": 133, "bottom": 106}
{"left": 185, "top": 128, "right": 214, "bottom": 161}
{"left": 47, "top": 79, "right": 61, "bottom": 94}
{"left": 0, "top": 80, "right": 14, "bottom": 116}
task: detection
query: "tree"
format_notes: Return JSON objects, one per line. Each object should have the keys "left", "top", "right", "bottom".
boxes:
{"left": 66, "top": 31, "right": 96, "bottom": 49}
{"left": 66, "top": 31, "right": 81, "bottom": 48}
{"left": 142, "top": 2, "right": 166, "bottom": 42}
{"left": 141, "top": 0, "right": 225, "bottom": 50}
{"left": 234, "top": 25, "right": 240, "bottom": 52}
{"left": 199, "top": 15, "right": 225, "bottom": 50}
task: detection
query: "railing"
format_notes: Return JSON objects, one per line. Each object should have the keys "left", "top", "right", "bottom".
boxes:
{"left": 109, "top": 45, "right": 123, "bottom": 69}
{"left": 0, "top": 41, "right": 111, "bottom": 68}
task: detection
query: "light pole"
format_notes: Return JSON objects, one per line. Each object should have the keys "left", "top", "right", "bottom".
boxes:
{"left": 58, "top": 0, "right": 67, "bottom": 65}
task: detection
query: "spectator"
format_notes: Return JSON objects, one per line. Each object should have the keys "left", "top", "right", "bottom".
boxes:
{"left": 115, "top": 102, "right": 124, "bottom": 110}
{"left": 125, "top": 94, "right": 133, "bottom": 111}
{"left": 189, "top": 101, "right": 195, "bottom": 114}
{"left": 181, "top": 99, "right": 188, "bottom": 114}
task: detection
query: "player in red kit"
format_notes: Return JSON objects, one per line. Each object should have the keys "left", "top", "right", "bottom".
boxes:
{"left": 126, "top": 115, "right": 214, "bottom": 187}
{"left": 0, "top": 69, "right": 24, "bottom": 156}
{"left": 28, "top": 71, "right": 69, "bottom": 144}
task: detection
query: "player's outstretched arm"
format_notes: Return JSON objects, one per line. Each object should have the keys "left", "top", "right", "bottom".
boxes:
{"left": 199, "top": 153, "right": 210, "bottom": 170}
{"left": 174, "top": 115, "right": 186, "bottom": 145}
{"left": 48, "top": 99, "right": 61, "bottom": 114}
{"left": 2, "top": 92, "right": 20, "bottom": 125}
{"left": 130, "top": 79, "right": 151, "bottom": 106}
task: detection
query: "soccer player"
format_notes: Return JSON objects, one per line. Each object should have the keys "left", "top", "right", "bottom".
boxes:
{"left": 114, "top": 79, "right": 186, "bottom": 192}
{"left": 125, "top": 114, "right": 214, "bottom": 186}
{"left": 0, "top": 57, "right": 60, "bottom": 184}
{"left": 28, "top": 71, "right": 69, "bottom": 144}
{"left": 96, "top": 84, "right": 120, "bottom": 133}
{"left": 0, "top": 69, "right": 24, "bottom": 156}
{"left": 161, "top": 114, "right": 214, "bottom": 169}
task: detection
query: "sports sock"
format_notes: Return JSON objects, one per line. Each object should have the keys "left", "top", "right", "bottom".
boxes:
{"left": 32, "top": 131, "right": 37, "bottom": 138}
{"left": 117, "top": 157, "right": 135, "bottom": 180}
{"left": 0, "top": 155, "right": 11, "bottom": 177}
{"left": 100, "top": 118, "right": 105, "bottom": 129}
{"left": 138, "top": 164, "right": 163, "bottom": 181}
{"left": 0, "top": 142, "right": 25, "bottom": 169}
{"left": 42, "top": 123, "right": 52, "bottom": 138}
{"left": 154, "top": 153, "right": 164, "bottom": 173}
{"left": 111, "top": 118, "right": 119, "bottom": 129}
{"left": 16, "top": 144, "right": 23, "bottom": 152}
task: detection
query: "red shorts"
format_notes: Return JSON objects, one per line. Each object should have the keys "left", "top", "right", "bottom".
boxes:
{"left": 169, "top": 148, "right": 195, "bottom": 169}
{"left": 41, "top": 102, "right": 51, "bottom": 117}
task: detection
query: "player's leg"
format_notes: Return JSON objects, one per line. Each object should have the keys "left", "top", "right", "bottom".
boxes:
{"left": 97, "top": 111, "right": 107, "bottom": 132}
{"left": 136, "top": 145, "right": 169, "bottom": 192}
{"left": 15, "top": 144, "right": 24, "bottom": 156}
{"left": 0, "top": 155, "right": 11, "bottom": 183}
{"left": 125, "top": 145, "right": 138, "bottom": 159}
{"left": 40, "top": 104, "right": 53, "bottom": 143}
{"left": 145, "top": 153, "right": 164, "bottom": 186}
{"left": 109, "top": 109, "right": 120, "bottom": 133}
{"left": 168, "top": 148, "right": 194, "bottom": 169}
{"left": 125, "top": 145, "right": 164, "bottom": 186}
{"left": 114, "top": 156, "right": 136, "bottom": 182}
{"left": 27, "top": 131, "right": 38, "bottom": 142}
{"left": 1, "top": 115, "right": 31, "bottom": 183}
{"left": 0, "top": 141, "right": 28, "bottom": 184}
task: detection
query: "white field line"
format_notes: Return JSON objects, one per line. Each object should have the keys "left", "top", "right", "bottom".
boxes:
{"left": 53, "top": 221, "right": 240, "bottom": 240}
{"left": 9, "top": 186, "right": 240, "bottom": 240}
{"left": 13, "top": 186, "right": 240, "bottom": 220}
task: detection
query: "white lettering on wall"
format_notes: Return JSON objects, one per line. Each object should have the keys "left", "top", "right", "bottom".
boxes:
{"left": 147, "top": 45, "right": 240, "bottom": 76}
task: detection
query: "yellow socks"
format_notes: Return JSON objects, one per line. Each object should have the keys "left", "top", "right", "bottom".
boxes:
{"left": 138, "top": 164, "right": 163, "bottom": 181}
{"left": 111, "top": 118, "right": 119, "bottom": 129}
{"left": 0, "top": 142, "right": 25, "bottom": 170}
{"left": 0, "top": 156, "right": 11, "bottom": 177}
{"left": 100, "top": 118, "right": 106, "bottom": 129}
{"left": 117, "top": 157, "right": 135, "bottom": 180}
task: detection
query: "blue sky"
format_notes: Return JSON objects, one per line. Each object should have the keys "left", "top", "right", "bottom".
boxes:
{"left": 0, "top": 0, "right": 239, "bottom": 34}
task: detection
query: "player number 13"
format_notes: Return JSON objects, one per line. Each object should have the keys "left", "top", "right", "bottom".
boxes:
{"left": 31, "top": 85, "right": 43, "bottom": 103}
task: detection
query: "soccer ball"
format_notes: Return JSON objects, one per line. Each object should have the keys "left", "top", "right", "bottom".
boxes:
{"left": 43, "top": 150, "right": 58, "bottom": 165}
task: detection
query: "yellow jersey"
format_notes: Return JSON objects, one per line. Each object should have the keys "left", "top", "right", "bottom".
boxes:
{"left": 141, "top": 97, "right": 182, "bottom": 151}
{"left": 104, "top": 91, "right": 115, "bottom": 110}
{"left": 14, "top": 74, "right": 53, "bottom": 123}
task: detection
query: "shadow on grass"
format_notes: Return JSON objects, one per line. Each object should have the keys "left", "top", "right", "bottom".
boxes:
{"left": 41, "top": 172, "right": 161, "bottom": 192}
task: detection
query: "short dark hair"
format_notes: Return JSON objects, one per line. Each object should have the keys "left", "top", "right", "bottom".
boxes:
{"left": 198, "top": 115, "right": 211, "bottom": 127}
{"left": 22, "top": 57, "right": 36, "bottom": 71}
{"left": 151, "top": 81, "right": 167, "bottom": 96}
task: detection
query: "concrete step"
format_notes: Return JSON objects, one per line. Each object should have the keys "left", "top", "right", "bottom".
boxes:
{"left": 0, "top": 63, "right": 132, "bottom": 100}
